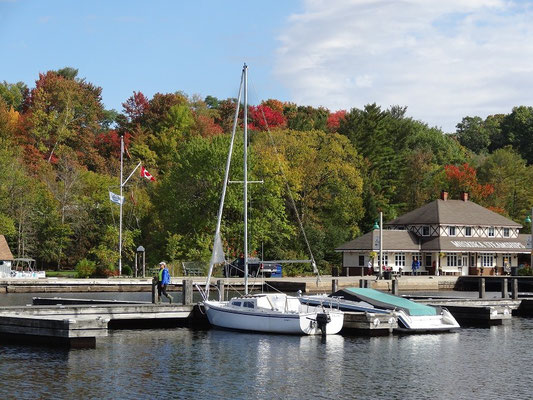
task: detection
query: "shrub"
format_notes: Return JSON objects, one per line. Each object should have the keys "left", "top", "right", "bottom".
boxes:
{"left": 518, "top": 266, "right": 533, "bottom": 276}
{"left": 122, "top": 265, "right": 133, "bottom": 276}
{"left": 75, "top": 259, "right": 96, "bottom": 278}
{"left": 93, "top": 264, "right": 118, "bottom": 278}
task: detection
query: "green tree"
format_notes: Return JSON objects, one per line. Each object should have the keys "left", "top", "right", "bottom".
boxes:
{"left": 478, "top": 147, "right": 533, "bottom": 220}
{"left": 456, "top": 116, "right": 491, "bottom": 154}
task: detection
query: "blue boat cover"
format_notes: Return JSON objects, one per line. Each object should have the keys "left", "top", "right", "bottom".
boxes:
{"left": 333, "top": 288, "right": 437, "bottom": 316}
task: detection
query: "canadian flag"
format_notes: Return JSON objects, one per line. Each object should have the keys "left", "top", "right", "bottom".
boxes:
{"left": 140, "top": 166, "right": 156, "bottom": 181}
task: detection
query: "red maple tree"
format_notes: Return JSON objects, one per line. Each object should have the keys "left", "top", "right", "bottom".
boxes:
{"left": 248, "top": 105, "right": 286, "bottom": 131}
{"left": 444, "top": 163, "right": 494, "bottom": 199}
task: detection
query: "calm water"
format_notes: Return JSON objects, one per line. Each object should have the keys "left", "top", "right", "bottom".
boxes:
{"left": 0, "top": 292, "right": 529, "bottom": 399}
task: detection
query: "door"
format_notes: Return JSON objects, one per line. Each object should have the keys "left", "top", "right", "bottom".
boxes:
{"left": 461, "top": 255, "right": 468, "bottom": 275}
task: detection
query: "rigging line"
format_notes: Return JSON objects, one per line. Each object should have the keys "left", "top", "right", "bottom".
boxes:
{"left": 249, "top": 81, "right": 319, "bottom": 279}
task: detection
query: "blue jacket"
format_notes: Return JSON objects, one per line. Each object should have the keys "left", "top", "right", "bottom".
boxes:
{"left": 158, "top": 267, "right": 171, "bottom": 285}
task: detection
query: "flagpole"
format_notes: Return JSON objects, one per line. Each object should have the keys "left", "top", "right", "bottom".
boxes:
{"left": 119, "top": 132, "right": 124, "bottom": 276}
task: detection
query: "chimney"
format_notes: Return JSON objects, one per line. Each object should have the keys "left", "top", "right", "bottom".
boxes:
{"left": 461, "top": 192, "right": 469, "bottom": 202}
{"left": 441, "top": 190, "right": 448, "bottom": 201}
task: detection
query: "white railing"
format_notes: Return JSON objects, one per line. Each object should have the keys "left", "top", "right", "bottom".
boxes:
{"left": 0, "top": 264, "right": 12, "bottom": 278}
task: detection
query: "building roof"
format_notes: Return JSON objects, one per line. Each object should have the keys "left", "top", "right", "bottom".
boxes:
{"left": 335, "top": 230, "right": 421, "bottom": 252}
{"left": 385, "top": 199, "right": 522, "bottom": 227}
{"left": 0, "top": 235, "right": 13, "bottom": 260}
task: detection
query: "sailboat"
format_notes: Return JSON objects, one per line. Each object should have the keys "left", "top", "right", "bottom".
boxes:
{"left": 201, "top": 64, "right": 343, "bottom": 335}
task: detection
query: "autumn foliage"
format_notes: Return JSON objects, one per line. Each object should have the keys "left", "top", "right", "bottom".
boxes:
{"left": 248, "top": 105, "right": 286, "bottom": 131}
{"left": 444, "top": 163, "right": 494, "bottom": 200}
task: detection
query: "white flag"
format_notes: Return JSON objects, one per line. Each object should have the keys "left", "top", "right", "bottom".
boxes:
{"left": 109, "top": 191, "right": 125, "bottom": 205}
{"left": 210, "top": 233, "right": 226, "bottom": 265}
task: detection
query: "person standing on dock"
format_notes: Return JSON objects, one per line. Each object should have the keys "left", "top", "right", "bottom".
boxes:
{"left": 157, "top": 262, "right": 173, "bottom": 304}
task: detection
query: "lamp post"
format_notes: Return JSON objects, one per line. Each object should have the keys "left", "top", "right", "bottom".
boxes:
{"left": 526, "top": 208, "right": 532, "bottom": 268}
{"left": 372, "top": 212, "right": 383, "bottom": 279}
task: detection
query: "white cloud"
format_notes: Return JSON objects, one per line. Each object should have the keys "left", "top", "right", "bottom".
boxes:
{"left": 275, "top": 0, "right": 533, "bottom": 132}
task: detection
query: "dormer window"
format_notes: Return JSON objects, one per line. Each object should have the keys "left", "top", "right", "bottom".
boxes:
{"left": 503, "top": 228, "right": 510, "bottom": 238}
{"left": 465, "top": 227, "right": 472, "bottom": 237}
{"left": 488, "top": 227, "right": 495, "bottom": 237}
{"left": 448, "top": 226, "right": 456, "bottom": 236}
{"left": 422, "top": 226, "right": 430, "bottom": 236}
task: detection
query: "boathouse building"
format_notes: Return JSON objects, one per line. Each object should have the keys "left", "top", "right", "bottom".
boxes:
{"left": 336, "top": 192, "right": 531, "bottom": 276}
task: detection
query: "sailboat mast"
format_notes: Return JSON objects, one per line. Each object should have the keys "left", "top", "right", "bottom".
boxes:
{"left": 204, "top": 67, "right": 244, "bottom": 298}
{"left": 243, "top": 63, "right": 249, "bottom": 295}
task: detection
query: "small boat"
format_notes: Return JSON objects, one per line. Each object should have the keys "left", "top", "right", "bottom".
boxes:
{"left": 300, "top": 288, "right": 460, "bottom": 333}
{"left": 202, "top": 64, "right": 343, "bottom": 335}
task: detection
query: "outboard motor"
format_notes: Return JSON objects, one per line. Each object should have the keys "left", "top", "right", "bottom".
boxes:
{"left": 316, "top": 313, "right": 331, "bottom": 339}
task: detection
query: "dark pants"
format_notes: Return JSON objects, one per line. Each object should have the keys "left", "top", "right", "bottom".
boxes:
{"left": 157, "top": 283, "right": 171, "bottom": 300}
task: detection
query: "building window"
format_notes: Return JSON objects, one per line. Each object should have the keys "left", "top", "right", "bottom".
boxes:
{"left": 425, "top": 254, "right": 432, "bottom": 266}
{"left": 481, "top": 253, "right": 494, "bottom": 267}
{"left": 395, "top": 254, "right": 405, "bottom": 267}
{"left": 380, "top": 254, "right": 388, "bottom": 266}
{"left": 488, "top": 227, "right": 495, "bottom": 237}
{"left": 359, "top": 255, "right": 365, "bottom": 266}
{"left": 447, "top": 253, "right": 458, "bottom": 267}
{"left": 465, "top": 227, "right": 472, "bottom": 237}
{"left": 422, "top": 226, "right": 430, "bottom": 236}
{"left": 448, "top": 226, "right": 456, "bottom": 236}
{"left": 503, "top": 228, "right": 510, "bottom": 238}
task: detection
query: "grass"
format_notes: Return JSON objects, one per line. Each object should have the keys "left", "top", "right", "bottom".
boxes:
{"left": 45, "top": 270, "right": 78, "bottom": 278}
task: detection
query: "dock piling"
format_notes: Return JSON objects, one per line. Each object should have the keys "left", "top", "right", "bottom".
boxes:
{"left": 478, "top": 278, "right": 486, "bottom": 299}
{"left": 512, "top": 278, "right": 518, "bottom": 300}
{"left": 392, "top": 278, "right": 399, "bottom": 296}
{"left": 332, "top": 279, "right": 338, "bottom": 293}
{"left": 152, "top": 277, "right": 158, "bottom": 304}
{"left": 183, "top": 280, "right": 193, "bottom": 305}
{"left": 502, "top": 278, "right": 508, "bottom": 299}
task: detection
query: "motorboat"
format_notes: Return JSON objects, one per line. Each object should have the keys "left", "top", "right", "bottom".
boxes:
{"left": 300, "top": 288, "right": 460, "bottom": 333}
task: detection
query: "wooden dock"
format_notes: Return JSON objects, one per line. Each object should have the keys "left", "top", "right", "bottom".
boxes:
{"left": 0, "top": 301, "right": 198, "bottom": 348}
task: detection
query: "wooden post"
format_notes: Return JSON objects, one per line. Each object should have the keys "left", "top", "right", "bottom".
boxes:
{"left": 332, "top": 279, "right": 338, "bottom": 293}
{"left": 502, "top": 278, "right": 508, "bottom": 299}
{"left": 217, "top": 279, "right": 225, "bottom": 302}
{"left": 512, "top": 278, "right": 518, "bottom": 300}
{"left": 152, "top": 277, "right": 158, "bottom": 304}
{"left": 134, "top": 254, "right": 138, "bottom": 278}
{"left": 183, "top": 279, "right": 193, "bottom": 305}
{"left": 392, "top": 278, "right": 399, "bottom": 296}
{"left": 478, "top": 278, "right": 486, "bottom": 299}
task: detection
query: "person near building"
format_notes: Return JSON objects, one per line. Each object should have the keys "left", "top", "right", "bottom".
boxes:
{"left": 411, "top": 257, "right": 420, "bottom": 276}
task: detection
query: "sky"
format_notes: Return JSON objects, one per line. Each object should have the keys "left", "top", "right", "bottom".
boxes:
{"left": 2, "top": 0, "right": 533, "bottom": 132}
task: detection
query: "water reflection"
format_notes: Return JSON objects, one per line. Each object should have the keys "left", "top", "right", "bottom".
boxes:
{"left": 2, "top": 292, "right": 533, "bottom": 399}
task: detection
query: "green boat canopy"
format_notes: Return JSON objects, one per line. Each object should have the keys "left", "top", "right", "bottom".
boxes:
{"left": 333, "top": 288, "right": 438, "bottom": 316}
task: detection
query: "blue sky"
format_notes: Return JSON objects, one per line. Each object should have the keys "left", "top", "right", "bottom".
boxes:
{"left": 0, "top": 1, "right": 300, "bottom": 110}
{"left": 2, "top": 0, "right": 533, "bottom": 132}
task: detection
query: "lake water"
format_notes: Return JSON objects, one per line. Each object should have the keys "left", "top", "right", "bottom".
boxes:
{"left": 0, "top": 292, "right": 529, "bottom": 399}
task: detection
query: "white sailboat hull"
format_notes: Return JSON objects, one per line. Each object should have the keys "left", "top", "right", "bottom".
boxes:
{"left": 204, "top": 295, "right": 343, "bottom": 335}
